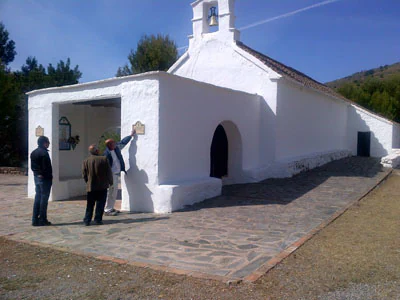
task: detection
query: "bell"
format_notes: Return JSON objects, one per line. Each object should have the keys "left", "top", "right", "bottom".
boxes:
{"left": 209, "top": 6, "right": 218, "bottom": 27}
{"left": 209, "top": 15, "right": 218, "bottom": 27}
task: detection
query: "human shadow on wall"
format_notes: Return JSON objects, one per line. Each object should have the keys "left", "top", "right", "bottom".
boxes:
{"left": 124, "top": 137, "right": 153, "bottom": 212}
{"left": 178, "top": 156, "right": 386, "bottom": 212}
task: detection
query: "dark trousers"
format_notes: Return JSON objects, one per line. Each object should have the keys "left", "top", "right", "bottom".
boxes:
{"left": 32, "top": 176, "right": 52, "bottom": 223}
{"left": 84, "top": 190, "right": 107, "bottom": 223}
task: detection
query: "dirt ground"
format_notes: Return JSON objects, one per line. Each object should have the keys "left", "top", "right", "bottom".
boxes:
{"left": 1, "top": 173, "right": 399, "bottom": 300}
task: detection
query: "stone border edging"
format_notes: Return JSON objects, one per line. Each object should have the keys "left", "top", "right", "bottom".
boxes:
{"left": 243, "top": 168, "right": 393, "bottom": 283}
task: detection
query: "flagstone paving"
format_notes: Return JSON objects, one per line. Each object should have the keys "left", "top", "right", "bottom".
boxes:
{"left": 0, "top": 157, "right": 390, "bottom": 280}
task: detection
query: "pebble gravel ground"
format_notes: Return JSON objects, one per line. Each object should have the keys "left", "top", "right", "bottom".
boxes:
{"left": 316, "top": 282, "right": 400, "bottom": 300}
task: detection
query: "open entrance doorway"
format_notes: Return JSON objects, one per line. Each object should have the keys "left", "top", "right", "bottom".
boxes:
{"left": 210, "top": 124, "right": 228, "bottom": 178}
{"left": 53, "top": 97, "right": 121, "bottom": 200}
{"left": 357, "top": 131, "right": 371, "bottom": 157}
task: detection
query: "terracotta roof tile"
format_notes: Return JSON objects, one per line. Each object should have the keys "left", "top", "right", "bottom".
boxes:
{"left": 236, "top": 41, "right": 398, "bottom": 124}
{"left": 236, "top": 41, "right": 347, "bottom": 101}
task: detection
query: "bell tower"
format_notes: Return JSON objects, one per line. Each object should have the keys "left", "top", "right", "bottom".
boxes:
{"left": 190, "top": 0, "right": 240, "bottom": 43}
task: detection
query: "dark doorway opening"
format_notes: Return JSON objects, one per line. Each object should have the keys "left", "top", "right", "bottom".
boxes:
{"left": 210, "top": 125, "right": 228, "bottom": 178}
{"left": 357, "top": 131, "right": 371, "bottom": 157}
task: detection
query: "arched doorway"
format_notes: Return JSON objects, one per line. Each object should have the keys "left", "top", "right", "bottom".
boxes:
{"left": 210, "top": 124, "right": 228, "bottom": 178}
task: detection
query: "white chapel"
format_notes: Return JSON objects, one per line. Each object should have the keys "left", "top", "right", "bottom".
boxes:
{"left": 27, "top": 0, "right": 400, "bottom": 213}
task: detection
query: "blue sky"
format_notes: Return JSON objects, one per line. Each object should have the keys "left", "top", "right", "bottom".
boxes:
{"left": 1, "top": 0, "right": 399, "bottom": 83}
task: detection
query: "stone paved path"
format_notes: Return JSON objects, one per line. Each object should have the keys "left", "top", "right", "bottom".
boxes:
{"left": 0, "top": 157, "right": 390, "bottom": 280}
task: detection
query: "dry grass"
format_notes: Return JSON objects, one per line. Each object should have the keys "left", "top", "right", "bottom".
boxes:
{"left": 258, "top": 172, "right": 400, "bottom": 299}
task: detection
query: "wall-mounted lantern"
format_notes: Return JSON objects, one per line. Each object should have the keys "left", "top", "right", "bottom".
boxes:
{"left": 209, "top": 6, "right": 219, "bottom": 27}
{"left": 59, "top": 117, "right": 71, "bottom": 151}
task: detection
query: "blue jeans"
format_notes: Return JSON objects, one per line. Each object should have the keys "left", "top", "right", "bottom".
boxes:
{"left": 32, "top": 176, "right": 52, "bottom": 223}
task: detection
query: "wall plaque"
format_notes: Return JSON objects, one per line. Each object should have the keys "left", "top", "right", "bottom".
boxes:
{"left": 35, "top": 126, "right": 44, "bottom": 137}
{"left": 133, "top": 121, "right": 145, "bottom": 135}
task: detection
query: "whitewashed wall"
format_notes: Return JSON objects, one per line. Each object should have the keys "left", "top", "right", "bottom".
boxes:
{"left": 347, "top": 105, "right": 393, "bottom": 157}
{"left": 27, "top": 74, "right": 155, "bottom": 201}
{"left": 157, "top": 74, "right": 261, "bottom": 211}
{"left": 159, "top": 74, "right": 261, "bottom": 182}
{"left": 170, "top": 41, "right": 279, "bottom": 168}
{"left": 119, "top": 78, "right": 161, "bottom": 213}
{"left": 276, "top": 80, "right": 348, "bottom": 161}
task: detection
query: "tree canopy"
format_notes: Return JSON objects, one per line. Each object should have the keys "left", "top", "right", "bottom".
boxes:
{"left": 0, "top": 22, "right": 16, "bottom": 66}
{"left": 0, "top": 22, "right": 83, "bottom": 167}
{"left": 336, "top": 74, "right": 400, "bottom": 122}
{"left": 117, "top": 34, "right": 178, "bottom": 76}
{"left": 17, "top": 56, "right": 82, "bottom": 92}
{"left": 0, "top": 64, "right": 20, "bottom": 166}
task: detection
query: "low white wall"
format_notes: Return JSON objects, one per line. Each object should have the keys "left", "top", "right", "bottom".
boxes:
{"left": 381, "top": 149, "right": 400, "bottom": 168}
{"left": 347, "top": 105, "right": 393, "bottom": 157}
{"left": 276, "top": 80, "right": 348, "bottom": 161}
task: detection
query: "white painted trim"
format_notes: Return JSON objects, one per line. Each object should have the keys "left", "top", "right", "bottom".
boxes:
{"left": 351, "top": 104, "right": 393, "bottom": 125}
{"left": 280, "top": 76, "right": 394, "bottom": 126}
{"left": 168, "top": 52, "right": 190, "bottom": 74}
{"left": 191, "top": 0, "right": 219, "bottom": 7}
{"left": 53, "top": 94, "right": 122, "bottom": 106}
{"left": 280, "top": 76, "right": 349, "bottom": 106}
{"left": 170, "top": 72, "right": 259, "bottom": 97}
{"left": 26, "top": 71, "right": 162, "bottom": 96}
{"left": 232, "top": 45, "right": 281, "bottom": 80}
{"left": 191, "top": 0, "right": 203, "bottom": 7}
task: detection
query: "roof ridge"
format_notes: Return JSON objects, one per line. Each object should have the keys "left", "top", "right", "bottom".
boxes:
{"left": 235, "top": 41, "right": 344, "bottom": 98}
{"left": 235, "top": 41, "right": 398, "bottom": 124}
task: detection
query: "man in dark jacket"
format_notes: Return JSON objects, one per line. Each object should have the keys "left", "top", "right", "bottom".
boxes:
{"left": 103, "top": 130, "right": 135, "bottom": 216}
{"left": 30, "top": 136, "right": 53, "bottom": 226}
{"left": 82, "top": 144, "right": 113, "bottom": 226}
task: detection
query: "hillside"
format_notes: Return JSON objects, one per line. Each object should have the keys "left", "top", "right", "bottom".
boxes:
{"left": 326, "top": 62, "right": 400, "bottom": 89}
{"left": 324, "top": 62, "right": 400, "bottom": 122}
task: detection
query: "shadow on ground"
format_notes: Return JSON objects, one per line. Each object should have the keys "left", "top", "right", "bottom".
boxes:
{"left": 178, "top": 157, "right": 384, "bottom": 212}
